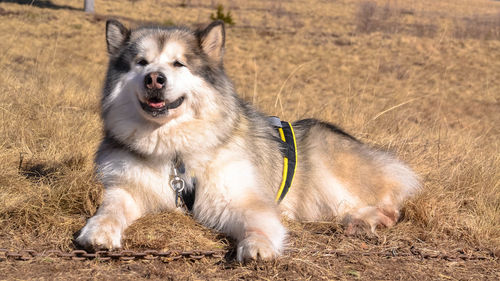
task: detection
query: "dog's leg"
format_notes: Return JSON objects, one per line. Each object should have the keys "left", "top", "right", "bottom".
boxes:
{"left": 234, "top": 206, "right": 286, "bottom": 262}
{"left": 197, "top": 193, "right": 286, "bottom": 262}
{"left": 195, "top": 159, "right": 287, "bottom": 262}
{"left": 76, "top": 187, "right": 143, "bottom": 251}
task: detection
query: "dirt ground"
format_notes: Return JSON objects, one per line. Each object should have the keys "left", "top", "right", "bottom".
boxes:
{"left": 1, "top": 216, "right": 498, "bottom": 280}
{"left": 1, "top": 226, "right": 499, "bottom": 280}
{"left": 1, "top": 255, "right": 498, "bottom": 280}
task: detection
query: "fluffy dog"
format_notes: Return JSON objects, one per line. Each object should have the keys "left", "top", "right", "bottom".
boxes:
{"left": 76, "top": 20, "right": 420, "bottom": 262}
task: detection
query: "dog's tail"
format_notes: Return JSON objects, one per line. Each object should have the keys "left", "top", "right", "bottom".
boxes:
{"left": 375, "top": 150, "right": 421, "bottom": 204}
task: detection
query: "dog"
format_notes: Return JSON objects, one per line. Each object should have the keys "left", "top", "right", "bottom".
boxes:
{"left": 76, "top": 19, "right": 420, "bottom": 262}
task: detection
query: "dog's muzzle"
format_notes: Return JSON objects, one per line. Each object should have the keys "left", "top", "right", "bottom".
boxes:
{"left": 139, "top": 72, "right": 184, "bottom": 117}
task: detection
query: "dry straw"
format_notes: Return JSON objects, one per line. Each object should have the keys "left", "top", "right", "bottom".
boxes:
{"left": 0, "top": 0, "right": 498, "bottom": 279}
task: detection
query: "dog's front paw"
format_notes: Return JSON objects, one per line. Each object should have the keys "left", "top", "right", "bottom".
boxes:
{"left": 75, "top": 215, "right": 123, "bottom": 251}
{"left": 236, "top": 232, "right": 280, "bottom": 262}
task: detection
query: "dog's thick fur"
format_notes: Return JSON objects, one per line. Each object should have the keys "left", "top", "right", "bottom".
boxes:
{"left": 76, "top": 20, "right": 420, "bottom": 261}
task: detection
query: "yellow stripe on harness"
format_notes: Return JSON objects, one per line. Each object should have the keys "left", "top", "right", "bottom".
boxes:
{"left": 275, "top": 121, "right": 298, "bottom": 203}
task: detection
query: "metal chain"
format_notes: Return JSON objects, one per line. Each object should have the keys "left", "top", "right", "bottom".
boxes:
{"left": 0, "top": 247, "right": 495, "bottom": 262}
{"left": 0, "top": 249, "right": 225, "bottom": 262}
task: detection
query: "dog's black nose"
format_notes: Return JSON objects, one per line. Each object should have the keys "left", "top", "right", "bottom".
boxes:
{"left": 144, "top": 72, "right": 166, "bottom": 90}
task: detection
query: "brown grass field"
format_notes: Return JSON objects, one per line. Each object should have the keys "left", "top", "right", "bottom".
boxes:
{"left": 0, "top": 0, "right": 499, "bottom": 279}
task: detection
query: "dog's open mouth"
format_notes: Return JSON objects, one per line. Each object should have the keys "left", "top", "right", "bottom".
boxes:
{"left": 140, "top": 96, "right": 185, "bottom": 116}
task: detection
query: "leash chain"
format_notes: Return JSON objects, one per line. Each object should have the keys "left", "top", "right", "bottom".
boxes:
{"left": 0, "top": 249, "right": 225, "bottom": 262}
{"left": 0, "top": 247, "right": 495, "bottom": 262}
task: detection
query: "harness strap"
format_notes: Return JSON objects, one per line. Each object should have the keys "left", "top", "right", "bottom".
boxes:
{"left": 270, "top": 117, "right": 298, "bottom": 203}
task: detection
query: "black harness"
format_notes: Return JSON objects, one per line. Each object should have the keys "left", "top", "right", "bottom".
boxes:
{"left": 268, "top": 117, "right": 298, "bottom": 203}
{"left": 176, "top": 162, "right": 196, "bottom": 212}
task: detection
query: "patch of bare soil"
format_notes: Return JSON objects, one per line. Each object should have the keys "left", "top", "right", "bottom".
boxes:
{"left": 1, "top": 224, "right": 498, "bottom": 280}
{"left": 1, "top": 249, "right": 497, "bottom": 280}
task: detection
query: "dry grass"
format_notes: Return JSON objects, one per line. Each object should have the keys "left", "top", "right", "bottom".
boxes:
{"left": 0, "top": 0, "right": 499, "bottom": 279}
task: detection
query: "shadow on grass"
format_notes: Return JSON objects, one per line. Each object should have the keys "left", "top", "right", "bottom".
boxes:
{"left": 20, "top": 162, "right": 59, "bottom": 183}
{"left": 18, "top": 154, "right": 86, "bottom": 184}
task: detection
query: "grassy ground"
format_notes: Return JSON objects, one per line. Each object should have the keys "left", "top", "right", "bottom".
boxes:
{"left": 0, "top": 0, "right": 499, "bottom": 279}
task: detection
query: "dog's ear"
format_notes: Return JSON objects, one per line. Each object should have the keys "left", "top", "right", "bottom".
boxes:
{"left": 106, "top": 19, "right": 130, "bottom": 56}
{"left": 198, "top": 21, "right": 225, "bottom": 63}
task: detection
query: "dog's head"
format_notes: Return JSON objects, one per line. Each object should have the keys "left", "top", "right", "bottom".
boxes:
{"left": 102, "top": 20, "right": 232, "bottom": 126}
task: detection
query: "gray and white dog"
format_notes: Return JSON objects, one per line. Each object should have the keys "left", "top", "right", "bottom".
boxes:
{"left": 76, "top": 20, "right": 420, "bottom": 262}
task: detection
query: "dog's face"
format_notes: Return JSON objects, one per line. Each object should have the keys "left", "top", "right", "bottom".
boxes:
{"left": 102, "top": 20, "right": 227, "bottom": 125}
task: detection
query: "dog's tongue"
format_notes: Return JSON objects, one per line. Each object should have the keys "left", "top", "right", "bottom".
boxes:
{"left": 147, "top": 100, "right": 165, "bottom": 108}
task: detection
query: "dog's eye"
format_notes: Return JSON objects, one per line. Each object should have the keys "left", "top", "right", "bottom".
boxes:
{"left": 137, "top": 59, "right": 149, "bottom": 66}
{"left": 173, "top": 61, "right": 185, "bottom": 67}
